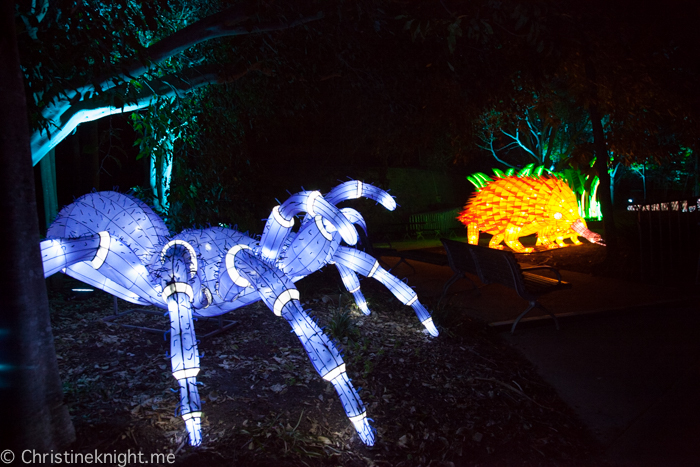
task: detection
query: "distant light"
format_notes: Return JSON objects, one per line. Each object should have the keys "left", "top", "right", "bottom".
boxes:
{"left": 71, "top": 288, "right": 94, "bottom": 292}
{"left": 628, "top": 198, "right": 633, "bottom": 203}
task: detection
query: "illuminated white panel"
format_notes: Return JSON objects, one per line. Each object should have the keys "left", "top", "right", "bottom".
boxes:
{"left": 367, "top": 261, "right": 379, "bottom": 278}
{"left": 306, "top": 191, "right": 322, "bottom": 216}
{"left": 273, "top": 289, "right": 300, "bottom": 316}
{"left": 357, "top": 300, "right": 370, "bottom": 315}
{"left": 182, "top": 411, "right": 202, "bottom": 421}
{"left": 202, "top": 287, "right": 213, "bottom": 308}
{"left": 163, "top": 282, "right": 194, "bottom": 301}
{"left": 161, "top": 240, "right": 198, "bottom": 277}
{"left": 314, "top": 215, "right": 333, "bottom": 241}
{"left": 173, "top": 368, "right": 200, "bottom": 380}
{"left": 349, "top": 411, "right": 367, "bottom": 424}
{"left": 406, "top": 295, "right": 418, "bottom": 306}
{"left": 225, "top": 244, "right": 252, "bottom": 287}
{"left": 421, "top": 317, "right": 439, "bottom": 337}
{"left": 184, "top": 418, "right": 202, "bottom": 446}
{"left": 322, "top": 363, "right": 346, "bottom": 382}
{"left": 356, "top": 180, "right": 363, "bottom": 198}
{"left": 90, "top": 231, "right": 110, "bottom": 269}
{"left": 272, "top": 205, "right": 294, "bottom": 228}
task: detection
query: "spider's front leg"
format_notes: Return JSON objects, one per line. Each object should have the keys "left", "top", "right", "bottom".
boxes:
{"left": 280, "top": 297, "right": 374, "bottom": 445}
{"left": 335, "top": 263, "right": 370, "bottom": 315}
{"left": 230, "top": 248, "right": 375, "bottom": 445}
{"left": 333, "top": 247, "right": 439, "bottom": 337}
{"left": 160, "top": 242, "right": 203, "bottom": 446}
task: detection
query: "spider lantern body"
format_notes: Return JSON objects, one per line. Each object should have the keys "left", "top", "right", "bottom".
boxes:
{"left": 458, "top": 173, "right": 604, "bottom": 253}
{"left": 41, "top": 181, "right": 438, "bottom": 446}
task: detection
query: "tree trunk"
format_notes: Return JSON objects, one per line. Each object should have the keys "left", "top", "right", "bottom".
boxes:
{"left": 0, "top": 2, "right": 75, "bottom": 451}
{"left": 589, "top": 103, "right": 617, "bottom": 251}
{"left": 583, "top": 46, "right": 617, "bottom": 252}
{"left": 39, "top": 149, "right": 58, "bottom": 230}
{"left": 80, "top": 121, "right": 100, "bottom": 192}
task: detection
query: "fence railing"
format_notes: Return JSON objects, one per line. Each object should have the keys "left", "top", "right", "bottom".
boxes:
{"left": 406, "top": 208, "right": 463, "bottom": 239}
{"left": 627, "top": 198, "right": 700, "bottom": 213}
{"left": 630, "top": 197, "right": 700, "bottom": 285}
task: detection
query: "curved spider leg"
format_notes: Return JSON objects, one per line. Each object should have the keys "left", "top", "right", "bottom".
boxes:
{"left": 335, "top": 263, "right": 370, "bottom": 315}
{"left": 41, "top": 233, "right": 104, "bottom": 277}
{"left": 338, "top": 207, "right": 367, "bottom": 236}
{"left": 325, "top": 180, "right": 397, "bottom": 211}
{"left": 160, "top": 242, "right": 203, "bottom": 446}
{"left": 259, "top": 191, "right": 357, "bottom": 264}
{"left": 230, "top": 248, "right": 375, "bottom": 445}
{"left": 333, "top": 247, "right": 439, "bottom": 337}
{"left": 42, "top": 231, "right": 160, "bottom": 305}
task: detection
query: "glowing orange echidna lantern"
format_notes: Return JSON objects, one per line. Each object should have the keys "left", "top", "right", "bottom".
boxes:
{"left": 458, "top": 166, "right": 605, "bottom": 253}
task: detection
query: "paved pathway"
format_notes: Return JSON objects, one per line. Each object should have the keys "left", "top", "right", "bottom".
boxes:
{"left": 378, "top": 240, "right": 700, "bottom": 466}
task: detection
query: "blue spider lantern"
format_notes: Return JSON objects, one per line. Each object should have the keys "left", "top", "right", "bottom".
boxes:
{"left": 41, "top": 181, "right": 438, "bottom": 446}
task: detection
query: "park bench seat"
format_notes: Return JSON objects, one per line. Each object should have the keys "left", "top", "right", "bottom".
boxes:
{"left": 439, "top": 238, "right": 481, "bottom": 304}
{"left": 441, "top": 238, "right": 571, "bottom": 333}
{"left": 373, "top": 247, "right": 448, "bottom": 272}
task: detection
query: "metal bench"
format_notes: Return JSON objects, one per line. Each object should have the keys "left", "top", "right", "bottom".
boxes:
{"left": 372, "top": 247, "right": 448, "bottom": 273}
{"left": 439, "top": 238, "right": 481, "bottom": 305}
{"left": 441, "top": 239, "right": 571, "bottom": 333}
{"left": 354, "top": 226, "right": 448, "bottom": 274}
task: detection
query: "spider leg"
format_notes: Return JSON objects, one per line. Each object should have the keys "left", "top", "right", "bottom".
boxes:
{"left": 41, "top": 233, "right": 103, "bottom": 277}
{"left": 165, "top": 290, "right": 202, "bottom": 446}
{"left": 333, "top": 247, "right": 439, "bottom": 337}
{"left": 231, "top": 249, "right": 375, "bottom": 445}
{"left": 281, "top": 297, "right": 374, "bottom": 445}
{"left": 41, "top": 232, "right": 161, "bottom": 305}
{"left": 160, "top": 242, "right": 203, "bottom": 446}
{"left": 325, "top": 180, "right": 397, "bottom": 211}
{"left": 259, "top": 191, "right": 357, "bottom": 264}
{"left": 335, "top": 263, "right": 370, "bottom": 315}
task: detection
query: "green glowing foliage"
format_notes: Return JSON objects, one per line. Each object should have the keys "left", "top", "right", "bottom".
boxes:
{"left": 467, "top": 164, "right": 602, "bottom": 221}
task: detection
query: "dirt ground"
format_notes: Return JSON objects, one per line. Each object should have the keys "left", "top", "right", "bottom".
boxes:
{"left": 49, "top": 245, "right": 609, "bottom": 466}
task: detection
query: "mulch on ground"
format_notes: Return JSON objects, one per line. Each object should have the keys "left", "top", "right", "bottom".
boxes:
{"left": 49, "top": 250, "right": 607, "bottom": 467}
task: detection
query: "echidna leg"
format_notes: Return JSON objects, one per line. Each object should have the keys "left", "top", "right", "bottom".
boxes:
{"left": 336, "top": 263, "right": 371, "bottom": 315}
{"left": 569, "top": 233, "right": 583, "bottom": 245}
{"left": 554, "top": 234, "right": 569, "bottom": 248}
{"left": 536, "top": 228, "right": 556, "bottom": 249}
{"left": 467, "top": 223, "right": 480, "bottom": 245}
{"left": 333, "top": 247, "right": 439, "bottom": 337}
{"left": 488, "top": 234, "right": 505, "bottom": 250}
{"left": 504, "top": 225, "right": 533, "bottom": 253}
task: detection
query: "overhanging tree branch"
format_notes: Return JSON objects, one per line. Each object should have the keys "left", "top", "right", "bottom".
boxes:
{"left": 31, "top": 7, "right": 323, "bottom": 165}
{"left": 31, "top": 63, "right": 264, "bottom": 164}
{"left": 106, "top": 9, "right": 324, "bottom": 92}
